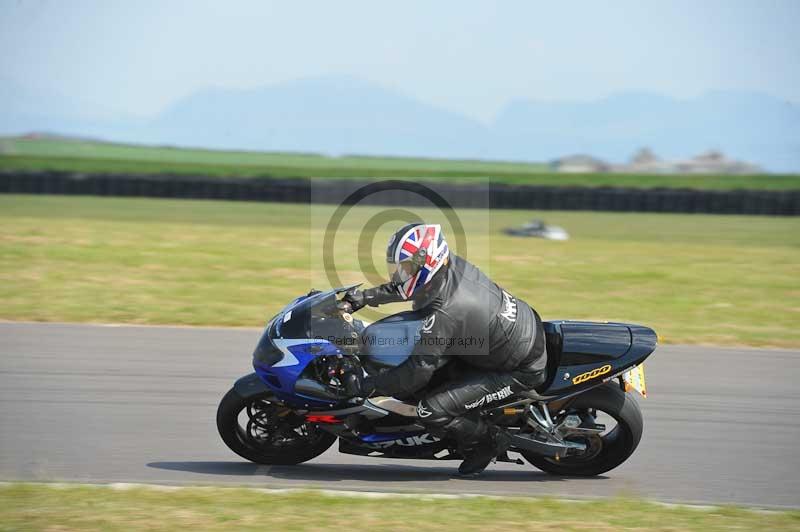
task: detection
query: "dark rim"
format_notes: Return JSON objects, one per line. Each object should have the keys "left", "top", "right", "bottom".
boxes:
{"left": 235, "top": 397, "right": 326, "bottom": 453}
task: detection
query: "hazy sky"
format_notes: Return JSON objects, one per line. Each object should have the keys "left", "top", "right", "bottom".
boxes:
{"left": 1, "top": 0, "right": 798, "bottom": 122}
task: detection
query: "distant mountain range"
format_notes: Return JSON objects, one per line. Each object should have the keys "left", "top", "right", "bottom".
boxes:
{"left": 2, "top": 75, "right": 798, "bottom": 171}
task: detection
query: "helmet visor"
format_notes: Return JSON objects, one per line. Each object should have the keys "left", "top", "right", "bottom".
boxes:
{"left": 388, "top": 259, "right": 421, "bottom": 286}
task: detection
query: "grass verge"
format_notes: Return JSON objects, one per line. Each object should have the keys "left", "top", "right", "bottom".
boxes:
{"left": 1, "top": 194, "right": 798, "bottom": 347}
{"left": 2, "top": 484, "right": 799, "bottom": 532}
{"left": 2, "top": 137, "right": 799, "bottom": 189}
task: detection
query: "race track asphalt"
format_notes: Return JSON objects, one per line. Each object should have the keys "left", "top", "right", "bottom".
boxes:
{"left": 1, "top": 322, "right": 798, "bottom": 507}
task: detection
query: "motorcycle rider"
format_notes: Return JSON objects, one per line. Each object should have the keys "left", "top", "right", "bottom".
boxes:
{"left": 343, "top": 223, "right": 548, "bottom": 475}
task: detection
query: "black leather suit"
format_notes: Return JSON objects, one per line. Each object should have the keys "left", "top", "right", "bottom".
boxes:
{"left": 362, "top": 254, "right": 548, "bottom": 445}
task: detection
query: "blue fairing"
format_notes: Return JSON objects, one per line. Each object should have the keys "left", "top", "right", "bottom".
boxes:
{"left": 254, "top": 340, "right": 343, "bottom": 406}
{"left": 251, "top": 286, "right": 359, "bottom": 407}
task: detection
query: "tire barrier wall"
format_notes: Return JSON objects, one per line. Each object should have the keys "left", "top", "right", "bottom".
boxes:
{"left": 1, "top": 170, "right": 798, "bottom": 215}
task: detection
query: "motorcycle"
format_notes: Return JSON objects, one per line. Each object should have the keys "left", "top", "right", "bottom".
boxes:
{"left": 217, "top": 285, "right": 656, "bottom": 476}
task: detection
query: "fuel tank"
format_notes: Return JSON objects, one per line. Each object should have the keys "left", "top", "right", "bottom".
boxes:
{"left": 360, "top": 311, "right": 422, "bottom": 373}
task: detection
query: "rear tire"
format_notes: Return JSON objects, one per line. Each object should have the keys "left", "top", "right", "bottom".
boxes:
{"left": 522, "top": 383, "right": 643, "bottom": 476}
{"left": 216, "top": 388, "right": 336, "bottom": 465}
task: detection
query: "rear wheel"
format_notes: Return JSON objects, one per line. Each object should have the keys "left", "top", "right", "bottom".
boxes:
{"left": 216, "top": 388, "right": 336, "bottom": 465}
{"left": 521, "top": 383, "right": 643, "bottom": 476}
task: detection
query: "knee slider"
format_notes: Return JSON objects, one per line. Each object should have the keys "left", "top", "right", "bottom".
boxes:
{"left": 416, "top": 399, "right": 452, "bottom": 427}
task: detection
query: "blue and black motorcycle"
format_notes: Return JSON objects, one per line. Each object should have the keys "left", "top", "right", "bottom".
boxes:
{"left": 217, "top": 286, "right": 656, "bottom": 476}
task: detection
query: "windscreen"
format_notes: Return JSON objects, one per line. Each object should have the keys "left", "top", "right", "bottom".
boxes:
{"left": 253, "top": 290, "right": 338, "bottom": 367}
{"left": 269, "top": 286, "right": 359, "bottom": 340}
{"left": 271, "top": 290, "right": 334, "bottom": 340}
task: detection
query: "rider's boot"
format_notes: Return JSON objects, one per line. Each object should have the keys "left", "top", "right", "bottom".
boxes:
{"left": 457, "top": 436, "right": 496, "bottom": 476}
{"left": 458, "top": 427, "right": 513, "bottom": 476}
{"left": 455, "top": 419, "right": 509, "bottom": 476}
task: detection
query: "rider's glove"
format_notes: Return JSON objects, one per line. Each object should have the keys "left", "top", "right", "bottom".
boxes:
{"left": 342, "top": 288, "right": 367, "bottom": 312}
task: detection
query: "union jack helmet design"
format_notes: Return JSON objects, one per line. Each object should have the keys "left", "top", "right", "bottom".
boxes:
{"left": 386, "top": 223, "right": 449, "bottom": 300}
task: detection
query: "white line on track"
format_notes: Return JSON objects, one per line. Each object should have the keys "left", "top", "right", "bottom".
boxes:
{"left": 0, "top": 481, "right": 786, "bottom": 514}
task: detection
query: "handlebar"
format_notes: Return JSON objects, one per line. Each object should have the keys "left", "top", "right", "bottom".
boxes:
{"left": 335, "top": 299, "right": 353, "bottom": 314}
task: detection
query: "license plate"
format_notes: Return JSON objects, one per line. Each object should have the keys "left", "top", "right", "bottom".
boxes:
{"left": 621, "top": 364, "right": 647, "bottom": 398}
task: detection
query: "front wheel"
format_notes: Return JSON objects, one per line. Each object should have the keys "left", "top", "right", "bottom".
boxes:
{"left": 216, "top": 388, "right": 336, "bottom": 465}
{"left": 522, "top": 383, "right": 643, "bottom": 476}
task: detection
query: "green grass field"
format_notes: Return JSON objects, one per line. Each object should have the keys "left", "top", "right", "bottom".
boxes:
{"left": 1, "top": 194, "right": 798, "bottom": 347}
{"left": 0, "top": 136, "right": 549, "bottom": 175}
{"left": 2, "top": 484, "right": 798, "bottom": 531}
{"left": 2, "top": 136, "right": 799, "bottom": 189}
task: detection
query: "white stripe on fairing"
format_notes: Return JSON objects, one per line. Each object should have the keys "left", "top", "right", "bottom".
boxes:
{"left": 271, "top": 338, "right": 322, "bottom": 367}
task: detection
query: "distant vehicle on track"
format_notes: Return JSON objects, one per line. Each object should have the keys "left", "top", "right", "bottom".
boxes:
{"left": 504, "top": 219, "right": 569, "bottom": 240}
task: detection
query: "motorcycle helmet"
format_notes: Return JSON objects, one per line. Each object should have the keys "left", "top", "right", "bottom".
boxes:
{"left": 385, "top": 223, "right": 449, "bottom": 300}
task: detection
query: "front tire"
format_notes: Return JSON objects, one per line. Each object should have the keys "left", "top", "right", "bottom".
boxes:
{"left": 216, "top": 388, "right": 336, "bottom": 465}
{"left": 522, "top": 383, "right": 643, "bottom": 476}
